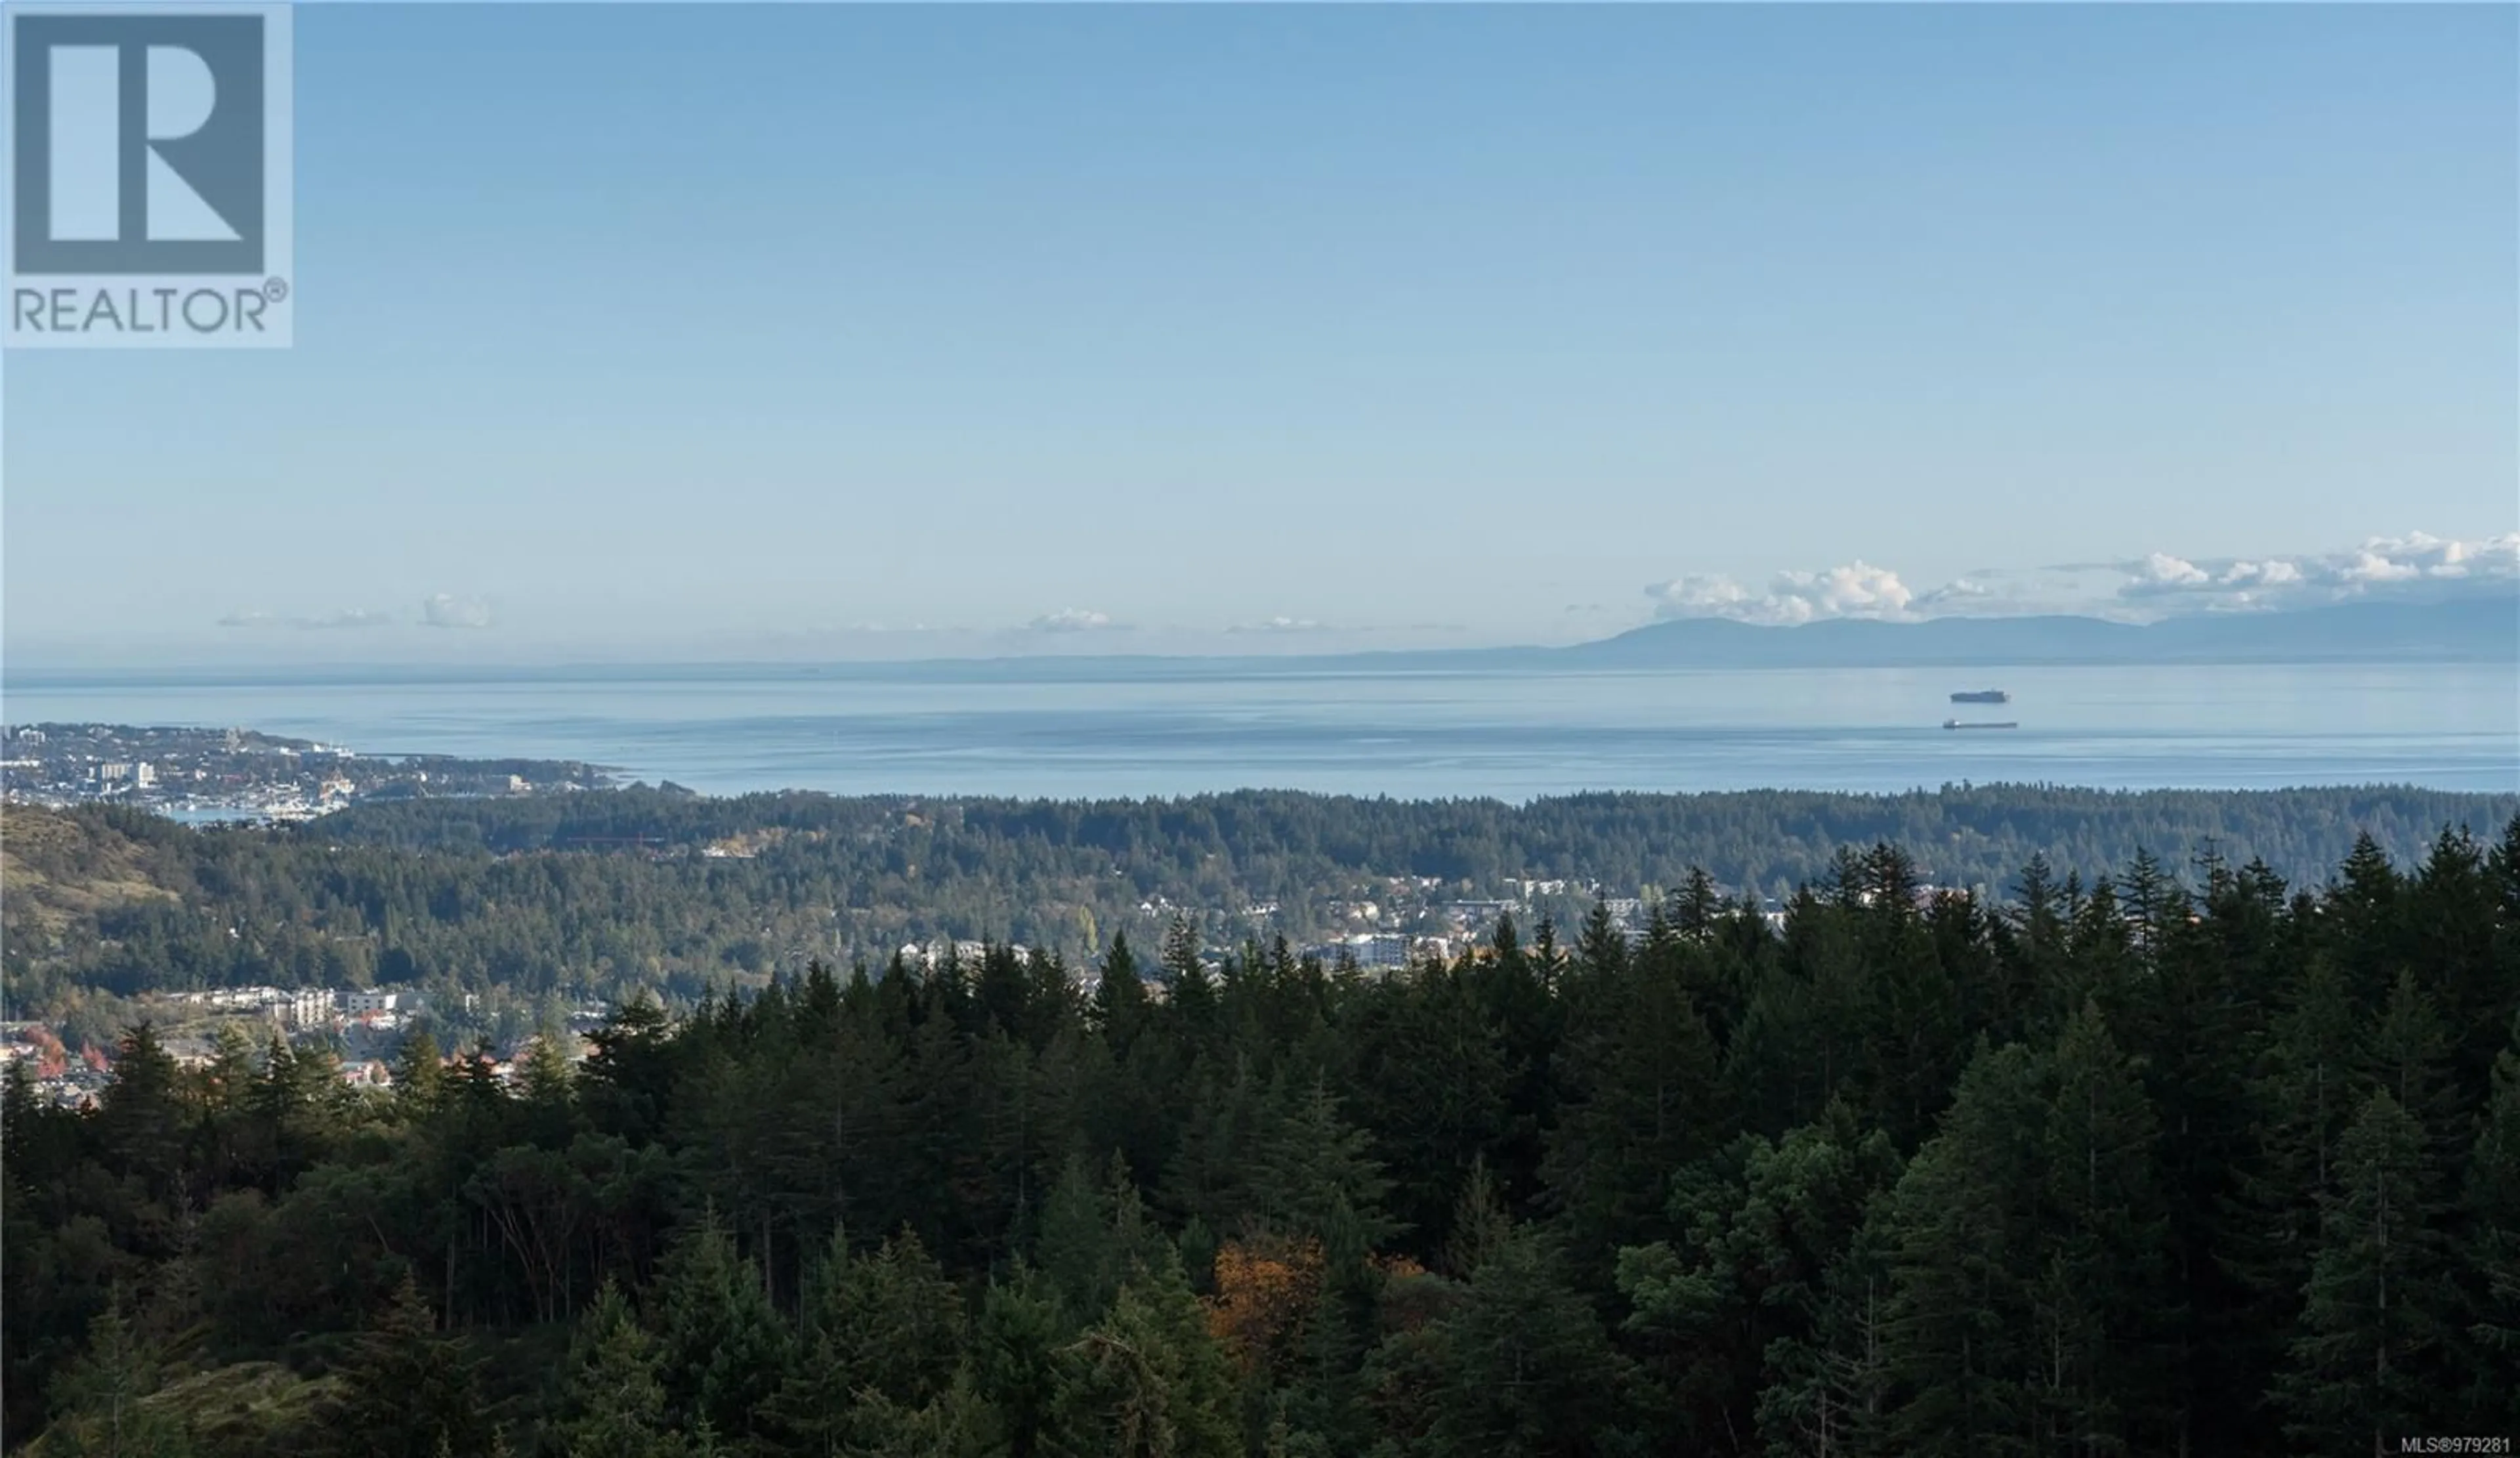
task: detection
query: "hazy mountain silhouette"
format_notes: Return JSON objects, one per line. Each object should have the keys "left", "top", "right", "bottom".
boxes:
{"left": 1540, "top": 593, "right": 2518, "bottom": 669}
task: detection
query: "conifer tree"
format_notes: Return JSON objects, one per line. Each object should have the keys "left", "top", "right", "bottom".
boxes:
{"left": 1676, "top": 867, "right": 1722, "bottom": 941}
{"left": 1045, "top": 1246, "right": 1240, "bottom": 1458}
{"left": 1723, "top": 953, "right": 1828, "bottom": 1140}
{"left": 2329, "top": 831, "right": 2406, "bottom": 1010}
{"left": 2277, "top": 1091, "right": 2456, "bottom": 1457}
{"left": 2037, "top": 1001, "right": 2172, "bottom": 1454}
{"left": 2458, "top": 1018, "right": 2520, "bottom": 1434}
{"left": 1573, "top": 901, "right": 1628, "bottom": 982}
{"left": 2112, "top": 862, "right": 2260, "bottom": 1457}
{"left": 766, "top": 1226, "right": 967, "bottom": 1454}
{"left": 36, "top": 1304, "right": 194, "bottom": 1458}
{"left": 842, "top": 1367, "right": 997, "bottom": 1458}
{"left": 1542, "top": 939, "right": 1724, "bottom": 1272}
{"left": 1855, "top": 904, "right": 1962, "bottom": 1150}
{"left": 1034, "top": 1154, "right": 1125, "bottom": 1327}
{"left": 2223, "top": 952, "right": 2363, "bottom": 1411}
{"left": 1756, "top": 1203, "right": 1897, "bottom": 1458}
{"left": 976, "top": 1266, "right": 1065, "bottom": 1458}
{"left": 96, "top": 1026, "right": 189, "bottom": 1209}
{"left": 552, "top": 1281, "right": 681, "bottom": 1458}
{"left": 2366, "top": 968, "right": 2466, "bottom": 1170}
{"left": 324, "top": 1270, "right": 487, "bottom": 1458}
{"left": 1880, "top": 1042, "right": 2046, "bottom": 1457}
{"left": 1161, "top": 1058, "right": 1270, "bottom": 1237}
{"left": 2406, "top": 827, "right": 2510, "bottom": 1098}
{"left": 1092, "top": 934, "right": 1152, "bottom": 1051}
{"left": 578, "top": 994, "right": 679, "bottom": 1146}
{"left": 1441, "top": 1156, "right": 1513, "bottom": 1282}
{"left": 1161, "top": 915, "right": 1219, "bottom": 1041}
{"left": 1422, "top": 1222, "right": 1634, "bottom": 1457}
{"left": 650, "top": 1209, "right": 786, "bottom": 1444}
{"left": 1248, "top": 1074, "right": 1396, "bottom": 1247}
{"left": 1335, "top": 961, "right": 1513, "bottom": 1253}
{"left": 392, "top": 1026, "right": 446, "bottom": 1114}
{"left": 1528, "top": 913, "right": 1568, "bottom": 989}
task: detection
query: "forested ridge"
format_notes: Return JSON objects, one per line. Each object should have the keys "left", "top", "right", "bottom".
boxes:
{"left": 6, "top": 783, "right": 2510, "bottom": 1022}
{"left": 7, "top": 821, "right": 2519, "bottom": 1455}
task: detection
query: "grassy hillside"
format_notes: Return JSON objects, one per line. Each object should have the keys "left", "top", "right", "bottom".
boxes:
{"left": 1, "top": 803, "right": 181, "bottom": 954}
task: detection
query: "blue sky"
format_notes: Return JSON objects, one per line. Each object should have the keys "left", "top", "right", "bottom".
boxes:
{"left": 5, "top": 3, "right": 2514, "bottom": 665}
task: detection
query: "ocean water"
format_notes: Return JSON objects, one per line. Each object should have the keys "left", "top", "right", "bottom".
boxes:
{"left": 4, "top": 661, "right": 2515, "bottom": 801}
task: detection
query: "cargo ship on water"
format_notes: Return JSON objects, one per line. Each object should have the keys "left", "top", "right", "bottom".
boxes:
{"left": 1942, "top": 719, "right": 2018, "bottom": 730}
{"left": 1949, "top": 689, "right": 2010, "bottom": 704}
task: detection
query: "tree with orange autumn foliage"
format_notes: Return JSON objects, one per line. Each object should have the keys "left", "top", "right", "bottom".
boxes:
{"left": 1204, "top": 1234, "right": 1324, "bottom": 1379}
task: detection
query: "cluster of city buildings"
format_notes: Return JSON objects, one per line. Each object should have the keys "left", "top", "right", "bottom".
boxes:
{"left": 895, "top": 939, "right": 1033, "bottom": 970}
{"left": 1, "top": 723, "right": 604, "bottom": 821}
{"left": 1, "top": 990, "right": 610, "bottom": 1111}
{"left": 1301, "top": 932, "right": 1451, "bottom": 969}
{"left": 162, "top": 984, "right": 414, "bottom": 1030}
{"left": 0, "top": 1029, "right": 106, "bottom": 1109}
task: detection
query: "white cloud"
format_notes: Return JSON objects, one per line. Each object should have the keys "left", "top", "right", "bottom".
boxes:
{"left": 2217, "top": 560, "right": 2302, "bottom": 588}
{"left": 303, "top": 609, "right": 392, "bottom": 630}
{"left": 420, "top": 594, "right": 495, "bottom": 629}
{"left": 1635, "top": 532, "right": 2517, "bottom": 630}
{"left": 2365, "top": 530, "right": 2520, "bottom": 579}
{"left": 2113, "top": 531, "right": 2518, "bottom": 610}
{"left": 1643, "top": 574, "right": 1752, "bottom": 617}
{"left": 1227, "top": 615, "right": 1332, "bottom": 634}
{"left": 1904, "top": 577, "right": 2044, "bottom": 617}
{"left": 218, "top": 608, "right": 392, "bottom": 631}
{"left": 2127, "top": 552, "right": 2210, "bottom": 590}
{"left": 1773, "top": 562, "right": 1914, "bottom": 621}
{"left": 1024, "top": 608, "right": 1125, "bottom": 634}
{"left": 2338, "top": 550, "right": 2419, "bottom": 584}
{"left": 1646, "top": 560, "right": 1914, "bottom": 625}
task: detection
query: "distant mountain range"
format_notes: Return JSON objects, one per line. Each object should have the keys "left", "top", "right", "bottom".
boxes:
{"left": 902, "top": 593, "right": 2520, "bottom": 678}
{"left": 7, "top": 594, "right": 2511, "bottom": 688}
{"left": 1526, "top": 593, "right": 2520, "bottom": 671}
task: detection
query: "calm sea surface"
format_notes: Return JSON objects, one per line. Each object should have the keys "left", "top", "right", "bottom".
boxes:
{"left": 5, "top": 662, "right": 2515, "bottom": 801}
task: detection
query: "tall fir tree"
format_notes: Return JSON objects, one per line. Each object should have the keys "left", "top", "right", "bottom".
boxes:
{"left": 2457, "top": 1016, "right": 2520, "bottom": 1434}
{"left": 649, "top": 1210, "right": 787, "bottom": 1445}
{"left": 1044, "top": 1246, "right": 1240, "bottom": 1458}
{"left": 1880, "top": 1041, "right": 2047, "bottom": 1457}
{"left": 2035, "top": 1001, "right": 2173, "bottom": 1455}
{"left": 1420, "top": 1222, "right": 1635, "bottom": 1458}
{"left": 766, "top": 1226, "right": 967, "bottom": 1455}
{"left": 34, "top": 1304, "right": 195, "bottom": 1458}
{"left": 324, "top": 1270, "right": 488, "bottom": 1458}
{"left": 551, "top": 1281, "right": 682, "bottom": 1458}
{"left": 2276, "top": 1091, "right": 2458, "bottom": 1457}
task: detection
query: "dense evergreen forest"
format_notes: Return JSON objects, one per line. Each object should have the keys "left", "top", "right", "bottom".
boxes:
{"left": 7, "top": 821, "right": 2517, "bottom": 1455}
{"left": 6, "top": 783, "right": 2511, "bottom": 1024}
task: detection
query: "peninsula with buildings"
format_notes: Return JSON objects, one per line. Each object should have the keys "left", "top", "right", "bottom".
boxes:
{"left": 1, "top": 722, "right": 614, "bottom": 821}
